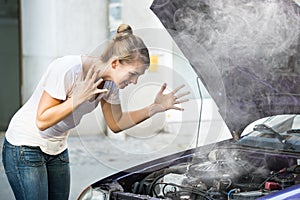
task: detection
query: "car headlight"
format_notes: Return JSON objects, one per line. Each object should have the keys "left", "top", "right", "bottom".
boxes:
{"left": 78, "top": 186, "right": 108, "bottom": 200}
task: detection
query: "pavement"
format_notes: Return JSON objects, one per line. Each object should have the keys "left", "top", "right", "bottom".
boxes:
{"left": 0, "top": 122, "right": 199, "bottom": 200}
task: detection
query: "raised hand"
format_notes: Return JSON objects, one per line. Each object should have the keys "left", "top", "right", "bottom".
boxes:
{"left": 154, "top": 83, "right": 189, "bottom": 112}
{"left": 72, "top": 65, "right": 108, "bottom": 107}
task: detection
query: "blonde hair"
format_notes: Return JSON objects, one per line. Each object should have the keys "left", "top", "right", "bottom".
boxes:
{"left": 101, "top": 24, "right": 150, "bottom": 67}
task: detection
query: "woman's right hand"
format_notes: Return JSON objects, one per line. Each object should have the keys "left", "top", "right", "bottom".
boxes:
{"left": 36, "top": 65, "right": 108, "bottom": 131}
{"left": 72, "top": 65, "right": 108, "bottom": 108}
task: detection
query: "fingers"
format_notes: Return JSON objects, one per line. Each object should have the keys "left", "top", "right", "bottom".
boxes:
{"left": 86, "top": 66, "right": 103, "bottom": 88}
{"left": 95, "top": 77, "right": 104, "bottom": 87}
{"left": 175, "top": 98, "right": 189, "bottom": 105}
{"left": 85, "top": 65, "right": 96, "bottom": 80}
{"left": 171, "top": 85, "right": 190, "bottom": 109}
{"left": 174, "top": 91, "right": 190, "bottom": 99}
{"left": 95, "top": 88, "right": 108, "bottom": 94}
{"left": 161, "top": 84, "right": 187, "bottom": 96}
{"left": 77, "top": 71, "right": 83, "bottom": 83}
{"left": 172, "top": 106, "right": 184, "bottom": 111}
{"left": 159, "top": 83, "right": 167, "bottom": 94}
{"left": 172, "top": 84, "right": 185, "bottom": 94}
{"left": 85, "top": 66, "right": 108, "bottom": 95}
{"left": 94, "top": 78, "right": 108, "bottom": 94}
{"left": 172, "top": 85, "right": 190, "bottom": 103}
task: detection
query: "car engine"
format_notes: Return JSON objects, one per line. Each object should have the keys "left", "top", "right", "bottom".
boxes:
{"left": 129, "top": 148, "right": 300, "bottom": 200}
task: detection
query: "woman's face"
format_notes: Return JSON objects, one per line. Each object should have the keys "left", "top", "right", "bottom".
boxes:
{"left": 114, "top": 60, "right": 147, "bottom": 89}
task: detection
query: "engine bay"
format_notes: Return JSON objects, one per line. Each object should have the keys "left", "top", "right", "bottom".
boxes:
{"left": 125, "top": 148, "right": 300, "bottom": 200}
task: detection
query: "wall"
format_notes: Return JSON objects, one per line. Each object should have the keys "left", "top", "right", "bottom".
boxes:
{"left": 21, "top": 0, "right": 108, "bottom": 101}
{"left": 0, "top": 0, "right": 20, "bottom": 131}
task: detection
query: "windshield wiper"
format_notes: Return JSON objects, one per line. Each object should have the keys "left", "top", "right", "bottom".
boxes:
{"left": 287, "top": 129, "right": 300, "bottom": 134}
{"left": 253, "top": 124, "right": 296, "bottom": 150}
{"left": 254, "top": 124, "right": 287, "bottom": 144}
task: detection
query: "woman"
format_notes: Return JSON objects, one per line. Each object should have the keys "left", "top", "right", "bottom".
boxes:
{"left": 2, "top": 24, "right": 189, "bottom": 200}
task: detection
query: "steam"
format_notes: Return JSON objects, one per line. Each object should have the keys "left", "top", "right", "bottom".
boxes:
{"left": 173, "top": 0, "right": 300, "bottom": 73}
{"left": 188, "top": 149, "right": 270, "bottom": 181}
{"left": 156, "top": 0, "right": 300, "bottom": 133}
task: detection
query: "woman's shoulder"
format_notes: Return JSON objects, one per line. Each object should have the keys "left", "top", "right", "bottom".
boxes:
{"left": 47, "top": 55, "right": 82, "bottom": 73}
{"left": 43, "top": 55, "right": 82, "bottom": 87}
{"left": 54, "top": 55, "right": 81, "bottom": 65}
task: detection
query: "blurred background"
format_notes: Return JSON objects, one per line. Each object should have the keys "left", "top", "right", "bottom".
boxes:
{"left": 0, "top": 0, "right": 231, "bottom": 199}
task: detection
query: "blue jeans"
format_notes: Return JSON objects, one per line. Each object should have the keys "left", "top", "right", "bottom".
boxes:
{"left": 2, "top": 138, "right": 70, "bottom": 200}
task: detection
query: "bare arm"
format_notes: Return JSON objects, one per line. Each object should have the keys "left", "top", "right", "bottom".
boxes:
{"left": 101, "top": 100, "right": 162, "bottom": 133}
{"left": 101, "top": 83, "right": 189, "bottom": 133}
{"left": 36, "top": 92, "right": 76, "bottom": 131}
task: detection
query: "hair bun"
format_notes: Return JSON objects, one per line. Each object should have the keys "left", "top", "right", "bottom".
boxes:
{"left": 114, "top": 24, "right": 133, "bottom": 41}
{"left": 117, "top": 24, "right": 133, "bottom": 34}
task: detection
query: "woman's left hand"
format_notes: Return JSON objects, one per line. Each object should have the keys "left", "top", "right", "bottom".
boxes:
{"left": 153, "top": 83, "right": 190, "bottom": 112}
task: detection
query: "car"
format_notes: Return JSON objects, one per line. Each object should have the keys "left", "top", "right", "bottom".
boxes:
{"left": 78, "top": 0, "right": 300, "bottom": 199}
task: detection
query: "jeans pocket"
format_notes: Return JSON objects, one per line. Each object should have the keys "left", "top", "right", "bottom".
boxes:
{"left": 20, "top": 146, "right": 45, "bottom": 167}
{"left": 58, "top": 149, "right": 69, "bottom": 163}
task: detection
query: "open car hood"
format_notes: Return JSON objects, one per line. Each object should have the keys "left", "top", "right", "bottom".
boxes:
{"left": 150, "top": 0, "right": 300, "bottom": 137}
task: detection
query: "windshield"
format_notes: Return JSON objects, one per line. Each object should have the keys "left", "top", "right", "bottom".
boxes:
{"left": 237, "top": 115, "right": 300, "bottom": 152}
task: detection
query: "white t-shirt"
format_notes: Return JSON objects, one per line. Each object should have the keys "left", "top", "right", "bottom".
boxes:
{"left": 6, "top": 55, "right": 120, "bottom": 155}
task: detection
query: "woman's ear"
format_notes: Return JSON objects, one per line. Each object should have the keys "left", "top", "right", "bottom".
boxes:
{"left": 111, "top": 57, "right": 119, "bottom": 69}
